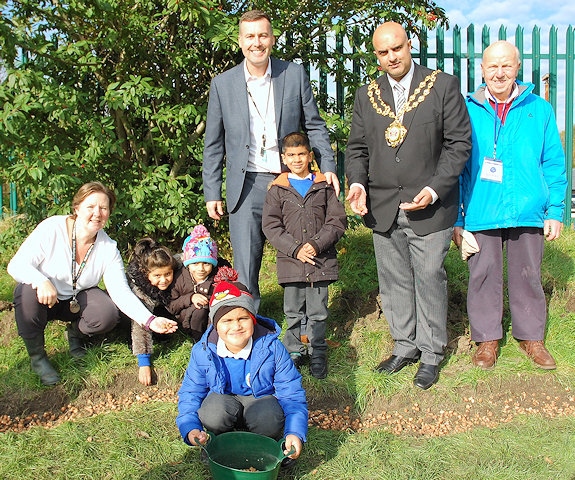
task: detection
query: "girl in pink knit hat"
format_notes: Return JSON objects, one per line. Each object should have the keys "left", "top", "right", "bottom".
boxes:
{"left": 168, "top": 225, "right": 229, "bottom": 341}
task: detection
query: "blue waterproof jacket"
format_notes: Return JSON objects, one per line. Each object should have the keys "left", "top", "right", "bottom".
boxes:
{"left": 176, "top": 315, "right": 308, "bottom": 444}
{"left": 457, "top": 81, "right": 567, "bottom": 231}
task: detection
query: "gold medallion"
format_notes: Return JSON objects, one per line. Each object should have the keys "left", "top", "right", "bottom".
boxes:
{"left": 385, "top": 120, "right": 408, "bottom": 148}
{"left": 367, "top": 70, "right": 440, "bottom": 148}
{"left": 70, "top": 298, "right": 81, "bottom": 314}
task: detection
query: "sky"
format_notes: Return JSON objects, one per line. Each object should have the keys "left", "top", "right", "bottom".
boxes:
{"left": 426, "top": 0, "right": 575, "bottom": 128}
{"left": 436, "top": 0, "right": 575, "bottom": 32}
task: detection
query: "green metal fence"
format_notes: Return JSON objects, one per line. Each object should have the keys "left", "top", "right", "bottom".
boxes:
{"left": 3, "top": 24, "right": 574, "bottom": 225}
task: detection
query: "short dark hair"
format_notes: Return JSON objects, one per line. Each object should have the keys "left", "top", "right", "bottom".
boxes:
{"left": 71, "top": 181, "right": 117, "bottom": 215}
{"left": 239, "top": 10, "right": 271, "bottom": 26}
{"left": 281, "top": 131, "right": 311, "bottom": 153}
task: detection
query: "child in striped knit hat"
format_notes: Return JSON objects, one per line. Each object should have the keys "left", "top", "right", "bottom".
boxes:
{"left": 168, "top": 225, "right": 222, "bottom": 342}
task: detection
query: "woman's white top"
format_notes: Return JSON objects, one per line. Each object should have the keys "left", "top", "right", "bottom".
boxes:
{"left": 7, "top": 215, "right": 151, "bottom": 326}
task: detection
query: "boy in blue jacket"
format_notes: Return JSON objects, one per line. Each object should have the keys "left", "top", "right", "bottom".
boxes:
{"left": 176, "top": 267, "right": 307, "bottom": 462}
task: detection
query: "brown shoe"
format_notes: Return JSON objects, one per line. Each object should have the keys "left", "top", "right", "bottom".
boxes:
{"left": 472, "top": 340, "right": 499, "bottom": 370}
{"left": 519, "top": 340, "right": 556, "bottom": 370}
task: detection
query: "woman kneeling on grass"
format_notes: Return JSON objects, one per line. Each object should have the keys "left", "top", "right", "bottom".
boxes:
{"left": 7, "top": 181, "right": 178, "bottom": 386}
{"left": 176, "top": 267, "right": 307, "bottom": 466}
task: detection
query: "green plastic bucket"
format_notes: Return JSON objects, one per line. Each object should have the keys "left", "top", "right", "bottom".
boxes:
{"left": 200, "top": 431, "right": 293, "bottom": 480}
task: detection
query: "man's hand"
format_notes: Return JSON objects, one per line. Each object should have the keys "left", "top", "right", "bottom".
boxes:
{"left": 544, "top": 219, "right": 563, "bottom": 241}
{"left": 206, "top": 201, "right": 224, "bottom": 221}
{"left": 399, "top": 188, "right": 432, "bottom": 211}
{"left": 346, "top": 185, "right": 368, "bottom": 216}
{"left": 324, "top": 172, "right": 341, "bottom": 197}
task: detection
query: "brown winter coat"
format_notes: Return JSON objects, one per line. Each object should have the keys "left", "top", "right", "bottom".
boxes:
{"left": 262, "top": 172, "right": 347, "bottom": 286}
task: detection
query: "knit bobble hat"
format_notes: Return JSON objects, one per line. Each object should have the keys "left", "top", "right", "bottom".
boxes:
{"left": 209, "top": 267, "right": 256, "bottom": 327}
{"left": 182, "top": 225, "right": 218, "bottom": 267}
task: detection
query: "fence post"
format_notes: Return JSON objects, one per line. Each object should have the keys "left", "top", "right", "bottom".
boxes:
{"left": 564, "top": 26, "right": 574, "bottom": 227}
{"left": 516, "top": 26, "right": 524, "bottom": 82}
{"left": 467, "top": 24, "right": 476, "bottom": 92}
{"left": 532, "top": 26, "right": 541, "bottom": 96}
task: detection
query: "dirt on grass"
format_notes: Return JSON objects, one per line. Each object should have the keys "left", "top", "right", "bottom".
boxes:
{"left": 1, "top": 297, "right": 574, "bottom": 437}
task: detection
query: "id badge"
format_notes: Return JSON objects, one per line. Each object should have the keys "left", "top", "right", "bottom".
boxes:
{"left": 480, "top": 157, "right": 503, "bottom": 183}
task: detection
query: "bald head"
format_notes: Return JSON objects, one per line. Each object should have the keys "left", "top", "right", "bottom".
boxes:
{"left": 482, "top": 40, "right": 520, "bottom": 64}
{"left": 481, "top": 40, "right": 521, "bottom": 101}
{"left": 373, "top": 22, "right": 412, "bottom": 81}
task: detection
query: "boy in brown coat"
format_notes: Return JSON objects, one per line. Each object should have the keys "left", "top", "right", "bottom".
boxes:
{"left": 262, "top": 132, "right": 347, "bottom": 378}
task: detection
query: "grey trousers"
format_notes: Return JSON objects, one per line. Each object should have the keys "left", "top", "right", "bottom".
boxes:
{"left": 229, "top": 172, "right": 277, "bottom": 312}
{"left": 282, "top": 282, "right": 329, "bottom": 356}
{"left": 467, "top": 227, "right": 546, "bottom": 342}
{"left": 14, "top": 283, "right": 120, "bottom": 338}
{"left": 373, "top": 210, "right": 452, "bottom": 365}
{"left": 198, "top": 392, "right": 285, "bottom": 439}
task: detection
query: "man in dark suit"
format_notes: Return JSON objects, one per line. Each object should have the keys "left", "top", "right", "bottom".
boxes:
{"left": 203, "top": 10, "right": 339, "bottom": 310}
{"left": 345, "top": 22, "right": 471, "bottom": 389}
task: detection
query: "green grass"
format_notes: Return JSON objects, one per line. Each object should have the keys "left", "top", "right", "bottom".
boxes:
{"left": 1, "top": 221, "right": 575, "bottom": 479}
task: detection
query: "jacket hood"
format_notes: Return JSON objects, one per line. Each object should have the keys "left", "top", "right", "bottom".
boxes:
{"left": 270, "top": 171, "right": 328, "bottom": 189}
{"left": 467, "top": 80, "right": 534, "bottom": 106}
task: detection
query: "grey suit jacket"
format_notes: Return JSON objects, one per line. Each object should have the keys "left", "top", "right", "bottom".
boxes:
{"left": 345, "top": 63, "right": 472, "bottom": 235}
{"left": 202, "top": 58, "right": 335, "bottom": 213}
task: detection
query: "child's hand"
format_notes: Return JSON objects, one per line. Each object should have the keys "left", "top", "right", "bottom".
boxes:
{"left": 138, "top": 366, "right": 153, "bottom": 386}
{"left": 296, "top": 243, "right": 317, "bottom": 265}
{"left": 187, "top": 429, "right": 208, "bottom": 446}
{"left": 284, "top": 434, "right": 303, "bottom": 459}
{"left": 191, "top": 293, "right": 209, "bottom": 309}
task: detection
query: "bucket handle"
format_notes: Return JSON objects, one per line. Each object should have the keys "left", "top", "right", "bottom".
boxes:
{"left": 278, "top": 438, "right": 297, "bottom": 461}
{"left": 192, "top": 431, "right": 212, "bottom": 456}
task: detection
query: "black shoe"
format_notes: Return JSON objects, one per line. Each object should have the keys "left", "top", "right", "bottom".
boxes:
{"left": 290, "top": 353, "right": 306, "bottom": 370}
{"left": 413, "top": 363, "right": 439, "bottom": 390}
{"left": 281, "top": 457, "right": 297, "bottom": 470}
{"left": 310, "top": 352, "right": 327, "bottom": 379}
{"left": 375, "top": 355, "right": 418, "bottom": 374}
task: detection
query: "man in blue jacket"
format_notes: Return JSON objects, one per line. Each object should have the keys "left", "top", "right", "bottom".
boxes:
{"left": 454, "top": 40, "right": 567, "bottom": 371}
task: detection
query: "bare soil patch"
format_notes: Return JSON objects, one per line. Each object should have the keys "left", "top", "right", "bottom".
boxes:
{"left": 1, "top": 296, "right": 574, "bottom": 437}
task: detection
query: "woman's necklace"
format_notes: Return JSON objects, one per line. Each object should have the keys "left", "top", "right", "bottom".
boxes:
{"left": 367, "top": 69, "right": 440, "bottom": 148}
{"left": 70, "top": 222, "right": 96, "bottom": 313}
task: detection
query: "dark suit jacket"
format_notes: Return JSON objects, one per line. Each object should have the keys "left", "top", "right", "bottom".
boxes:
{"left": 345, "top": 63, "right": 471, "bottom": 235}
{"left": 202, "top": 58, "right": 335, "bottom": 213}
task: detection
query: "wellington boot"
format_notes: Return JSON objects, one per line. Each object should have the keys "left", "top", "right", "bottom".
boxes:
{"left": 66, "top": 321, "right": 87, "bottom": 358}
{"left": 22, "top": 334, "right": 61, "bottom": 386}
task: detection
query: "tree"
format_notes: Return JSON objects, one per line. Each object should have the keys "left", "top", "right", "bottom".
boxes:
{"left": 0, "top": 0, "right": 446, "bottom": 250}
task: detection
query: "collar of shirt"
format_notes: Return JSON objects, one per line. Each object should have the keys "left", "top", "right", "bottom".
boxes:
{"left": 484, "top": 82, "right": 520, "bottom": 104}
{"left": 287, "top": 173, "right": 314, "bottom": 180}
{"left": 244, "top": 58, "right": 272, "bottom": 82}
{"left": 387, "top": 60, "right": 415, "bottom": 95}
{"left": 217, "top": 336, "right": 253, "bottom": 359}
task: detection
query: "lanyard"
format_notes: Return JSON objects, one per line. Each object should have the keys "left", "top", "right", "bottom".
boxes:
{"left": 71, "top": 222, "right": 96, "bottom": 299}
{"left": 488, "top": 89, "right": 514, "bottom": 159}
{"left": 247, "top": 79, "right": 272, "bottom": 156}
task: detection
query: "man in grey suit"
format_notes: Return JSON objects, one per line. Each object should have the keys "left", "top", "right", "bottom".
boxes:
{"left": 203, "top": 10, "right": 339, "bottom": 310}
{"left": 345, "top": 22, "right": 471, "bottom": 389}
